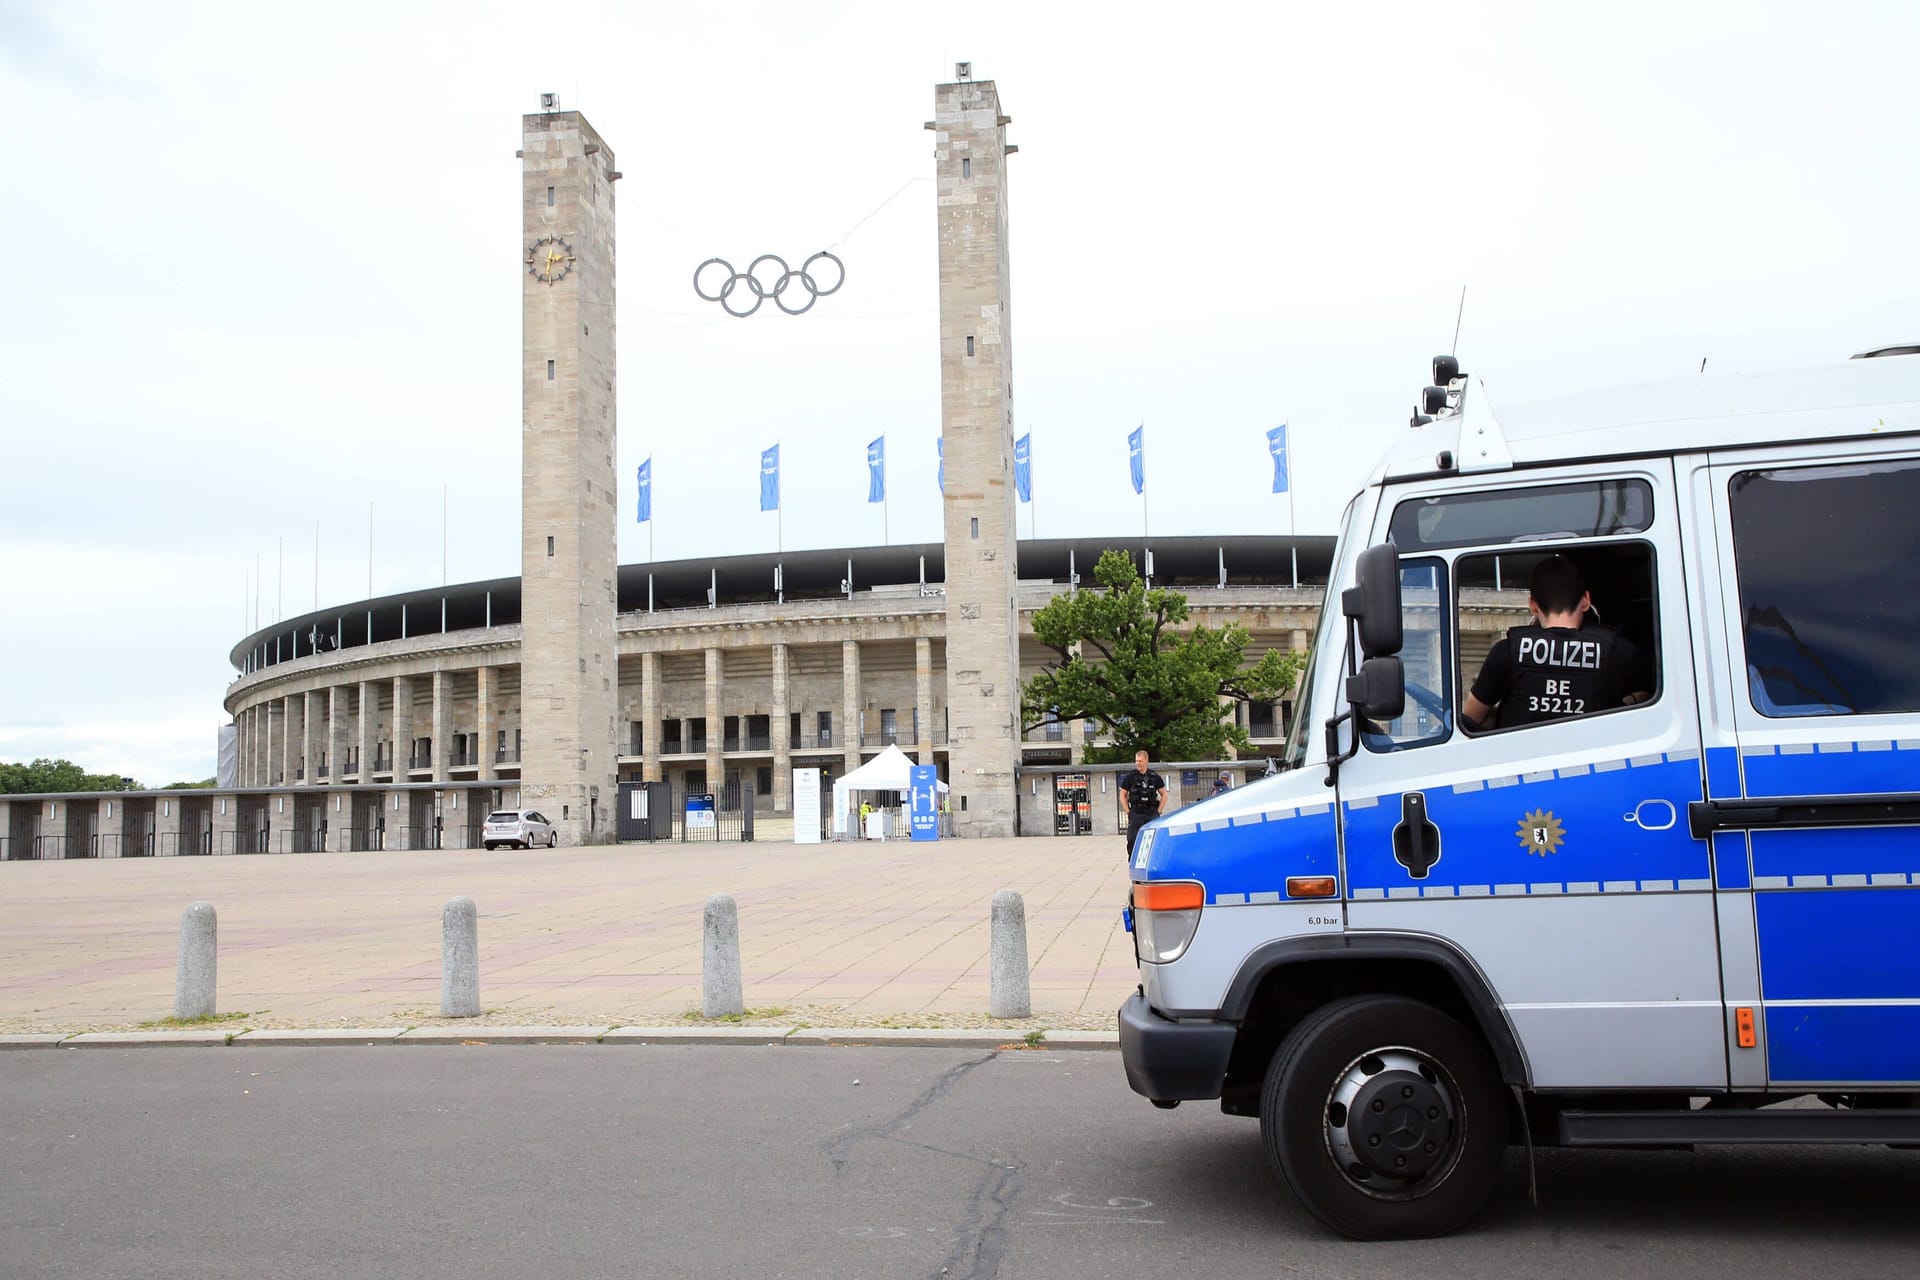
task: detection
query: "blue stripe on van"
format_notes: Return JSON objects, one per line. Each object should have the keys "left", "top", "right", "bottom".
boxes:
{"left": 1342, "top": 756, "right": 1709, "bottom": 895}
{"left": 1713, "top": 833, "right": 1751, "bottom": 890}
{"left": 1704, "top": 745, "right": 1741, "bottom": 799}
{"left": 1144, "top": 805, "right": 1340, "bottom": 903}
{"left": 1743, "top": 740, "right": 1920, "bottom": 799}
{"left": 1751, "top": 826, "right": 1920, "bottom": 882}
{"left": 1764, "top": 1005, "right": 1920, "bottom": 1084}
{"left": 1755, "top": 888, "right": 1920, "bottom": 1001}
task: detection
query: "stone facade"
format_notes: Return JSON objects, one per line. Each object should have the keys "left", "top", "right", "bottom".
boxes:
{"left": 520, "top": 109, "right": 620, "bottom": 845}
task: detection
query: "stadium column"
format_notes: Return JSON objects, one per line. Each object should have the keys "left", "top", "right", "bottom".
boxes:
{"left": 303, "top": 690, "right": 322, "bottom": 785}
{"left": 705, "top": 647, "right": 723, "bottom": 801}
{"left": 915, "top": 637, "right": 934, "bottom": 766}
{"left": 476, "top": 666, "right": 496, "bottom": 777}
{"left": 328, "top": 686, "right": 348, "bottom": 785}
{"left": 357, "top": 680, "right": 375, "bottom": 784}
{"left": 771, "top": 643, "right": 791, "bottom": 812}
{"left": 392, "top": 675, "right": 415, "bottom": 776}
{"left": 640, "top": 650, "right": 660, "bottom": 783}
{"left": 931, "top": 72, "right": 1020, "bottom": 836}
{"left": 281, "top": 693, "right": 301, "bottom": 786}
{"left": 520, "top": 107, "right": 620, "bottom": 846}
{"left": 432, "top": 670, "right": 451, "bottom": 784}
{"left": 841, "top": 639, "right": 862, "bottom": 777}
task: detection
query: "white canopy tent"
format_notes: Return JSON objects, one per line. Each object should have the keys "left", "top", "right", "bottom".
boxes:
{"left": 831, "top": 744, "right": 947, "bottom": 837}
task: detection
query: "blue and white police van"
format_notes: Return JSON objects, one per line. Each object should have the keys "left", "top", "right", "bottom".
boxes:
{"left": 1119, "top": 345, "right": 1920, "bottom": 1238}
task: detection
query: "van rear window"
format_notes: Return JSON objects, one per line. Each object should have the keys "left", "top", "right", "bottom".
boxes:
{"left": 486, "top": 811, "right": 521, "bottom": 822}
{"left": 1390, "top": 480, "right": 1653, "bottom": 551}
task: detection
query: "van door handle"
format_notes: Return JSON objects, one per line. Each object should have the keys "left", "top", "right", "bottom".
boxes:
{"left": 1688, "top": 793, "right": 1920, "bottom": 840}
{"left": 1392, "top": 792, "right": 1442, "bottom": 879}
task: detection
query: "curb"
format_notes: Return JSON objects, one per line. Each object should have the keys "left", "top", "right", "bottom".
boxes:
{"left": 19, "top": 1026, "right": 1122, "bottom": 1050}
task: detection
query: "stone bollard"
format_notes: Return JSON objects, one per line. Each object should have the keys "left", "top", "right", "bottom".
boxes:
{"left": 441, "top": 896, "right": 480, "bottom": 1018}
{"left": 702, "top": 893, "right": 744, "bottom": 1018}
{"left": 989, "top": 889, "right": 1031, "bottom": 1018}
{"left": 175, "top": 901, "right": 218, "bottom": 1020}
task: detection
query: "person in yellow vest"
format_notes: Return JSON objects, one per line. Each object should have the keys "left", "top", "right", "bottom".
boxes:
{"left": 859, "top": 799, "right": 872, "bottom": 838}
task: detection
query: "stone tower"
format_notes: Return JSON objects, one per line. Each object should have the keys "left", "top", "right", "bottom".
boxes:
{"left": 520, "top": 105, "right": 620, "bottom": 844}
{"left": 931, "top": 71, "right": 1020, "bottom": 837}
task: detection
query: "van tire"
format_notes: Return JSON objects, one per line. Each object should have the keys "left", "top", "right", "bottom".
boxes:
{"left": 1260, "top": 994, "right": 1506, "bottom": 1239}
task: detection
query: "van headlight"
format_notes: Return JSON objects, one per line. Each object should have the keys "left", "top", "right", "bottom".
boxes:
{"left": 1132, "top": 880, "right": 1205, "bottom": 964}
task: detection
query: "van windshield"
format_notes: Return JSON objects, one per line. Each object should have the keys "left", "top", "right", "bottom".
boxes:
{"left": 1282, "top": 494, "right": 1363, "bottom": 770}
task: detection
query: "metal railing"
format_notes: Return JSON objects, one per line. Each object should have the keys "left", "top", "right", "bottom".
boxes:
{"left": 408, "top": 752, "right": 431, "bottom": 770}
{"left": 793, "top": 731, "right": 835, "bottom": 749}
{"left": 449, "top": 749, "right": 476, "bottom": 767}
{"left": 494, "top": 748, "right": 519, "bottom": 764}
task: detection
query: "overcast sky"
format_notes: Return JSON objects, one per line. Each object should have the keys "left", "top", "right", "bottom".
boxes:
{"left": 1, "top": 0, "right": 1915, "bottom": 786}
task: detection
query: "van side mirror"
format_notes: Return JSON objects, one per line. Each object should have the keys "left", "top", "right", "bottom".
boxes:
{"left": 1346, "top": 657, "right": 1406, "bottom": 721}
{"left": 1342, "top": 543, "right": 1404, "bottom": 658}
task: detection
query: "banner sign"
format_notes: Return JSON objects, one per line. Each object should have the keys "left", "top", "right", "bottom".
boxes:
{"left": 909, "top": 765, "right": 941, "bottom": 842}
{"left": 793, "top": 768, "right": 821, "bottom": 845}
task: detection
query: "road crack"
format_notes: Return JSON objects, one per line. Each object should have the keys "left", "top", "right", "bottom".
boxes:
{"left": 820, "top": 1051, "right": 1025, "bottom": 1278}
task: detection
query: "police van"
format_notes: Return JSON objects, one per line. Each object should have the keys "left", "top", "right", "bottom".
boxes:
{"left": 1119, "top": 346, "right": 1920, "bottom": 1238}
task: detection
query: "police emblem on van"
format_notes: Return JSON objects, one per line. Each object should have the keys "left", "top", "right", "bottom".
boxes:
{"left": 1518, "top": 809, "right": 1565, "bottom": 855}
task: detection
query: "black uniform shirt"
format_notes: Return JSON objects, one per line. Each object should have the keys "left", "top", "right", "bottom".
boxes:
{"left": 1123, "top": 769, "right": 1167, "bottom": 816}
{"left": 1470, "top": 624, "right": 1646, "bottom": 729}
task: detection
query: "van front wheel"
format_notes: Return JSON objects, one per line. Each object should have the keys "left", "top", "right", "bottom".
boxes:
{"left": 1260, "top": 995, "right": 1506, "bottom": 1240}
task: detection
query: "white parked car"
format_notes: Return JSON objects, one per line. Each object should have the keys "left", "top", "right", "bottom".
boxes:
{"left": 481, "top": 808, "right": 557, "bottom": 850}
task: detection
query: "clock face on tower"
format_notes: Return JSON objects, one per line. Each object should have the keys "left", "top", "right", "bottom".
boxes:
{"left": 528, "top": 236, "right": 576, "bottom": 284}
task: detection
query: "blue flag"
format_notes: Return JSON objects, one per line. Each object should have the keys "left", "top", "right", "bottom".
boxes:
{"left": 760, "top": 444, "right": 780, "bottom": 512}
{"left": 936, "top": 437, "right": 944, "bottom": 494}
{"left": 1014, "top": 433, "right": 1032, "bottom": 503}
{"left": 1266, "top": 423, "right": 1289, "bottom": 494}
{"left": 636, "top": 457, "right": 652, "bottom": 523}
{"left": 867, "top": 436, "right": 885, "bottom": 503}
{"left": 1127, "top": 426, "right": 1145, "bottom": 495}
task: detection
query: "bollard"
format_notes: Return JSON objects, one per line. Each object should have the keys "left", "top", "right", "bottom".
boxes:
{"left": 175, "top": 901, "right": 218, "bottom": 1020}
{"left": 441, "top": 895, "right": 480, "bottom": 1017}
{"left": 989, "top": 889, "right": 1031, "bottom": 1018}
{"left": 702, "top": 893, "right": 744, "bottom": 1018}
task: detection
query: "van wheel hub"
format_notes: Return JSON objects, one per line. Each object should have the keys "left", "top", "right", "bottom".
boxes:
{"left": 1325, "top": 1049, "right": 1459, "bottom": 1188}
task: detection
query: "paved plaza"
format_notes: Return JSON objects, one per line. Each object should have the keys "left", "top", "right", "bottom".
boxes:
{"left": 0, "top": 834, "right": 1140, "bottom": 1035}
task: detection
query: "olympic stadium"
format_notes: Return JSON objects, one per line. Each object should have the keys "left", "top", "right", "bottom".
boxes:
{"left": 0, "top": 72, "right": 1496, "bottom": 860}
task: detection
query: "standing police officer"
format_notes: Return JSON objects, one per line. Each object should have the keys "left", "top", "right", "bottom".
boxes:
{"left": 1120, "top": 749, "right": 1168, "bottom": 859}
{"left": 1464, "top": 555, "right": 1652, "bottom": 731}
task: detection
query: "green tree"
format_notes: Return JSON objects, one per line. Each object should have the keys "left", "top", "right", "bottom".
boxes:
{"left": 0, "top": 758, "right": 140, "bottom": 794}
{"left": 160, "top": 778, "right": 218, "bottom": 790}
{"left": 1021, "top": 550, "right": 1307, "bottom": 763}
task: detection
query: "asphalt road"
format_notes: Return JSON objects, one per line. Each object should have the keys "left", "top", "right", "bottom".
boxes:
{"left": 3, "top": 1046, "right": 1916, "bottom": 1278}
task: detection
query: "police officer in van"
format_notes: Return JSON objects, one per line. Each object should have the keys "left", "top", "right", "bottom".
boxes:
{"left": 1463, "top": 555, "right": 1651, "bottom": 732}
{"left": 1120, "top": 750, "right": 1168, "bottom": 859}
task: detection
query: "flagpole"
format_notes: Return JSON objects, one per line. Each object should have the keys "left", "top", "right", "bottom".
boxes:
{"left": 1287, "top": 424, "right": 1299, "bottom": 586}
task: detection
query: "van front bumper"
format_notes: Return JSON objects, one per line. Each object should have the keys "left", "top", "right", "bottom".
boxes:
{"left": 1118, "top": 992, "right": 1237, "bottom": 1102}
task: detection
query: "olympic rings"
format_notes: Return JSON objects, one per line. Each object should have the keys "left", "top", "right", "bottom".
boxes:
{"left": 693, "top": 251, "right": 846, "bottom": 317}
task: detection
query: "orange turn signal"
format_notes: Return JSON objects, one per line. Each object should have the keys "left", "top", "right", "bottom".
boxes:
{"left": 1286, "top": 877, "right": 1338, "bottom": 899}
{"left": 1736, "top": 1006, "right": 1756, "bottom": 1049}
{"left": 1134, "top": 881, "right": 1205, "bottom": 912}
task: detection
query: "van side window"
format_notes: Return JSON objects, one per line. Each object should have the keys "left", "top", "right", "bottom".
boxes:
{"left": 1729, "top": 458, "right": 1920, "bottom": 717}
{"left": 1362, "top": 559, "right": 1453, "bottom": 752}
{"left": 1455, "top": 544, "right": 1660, "bottom": 733}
